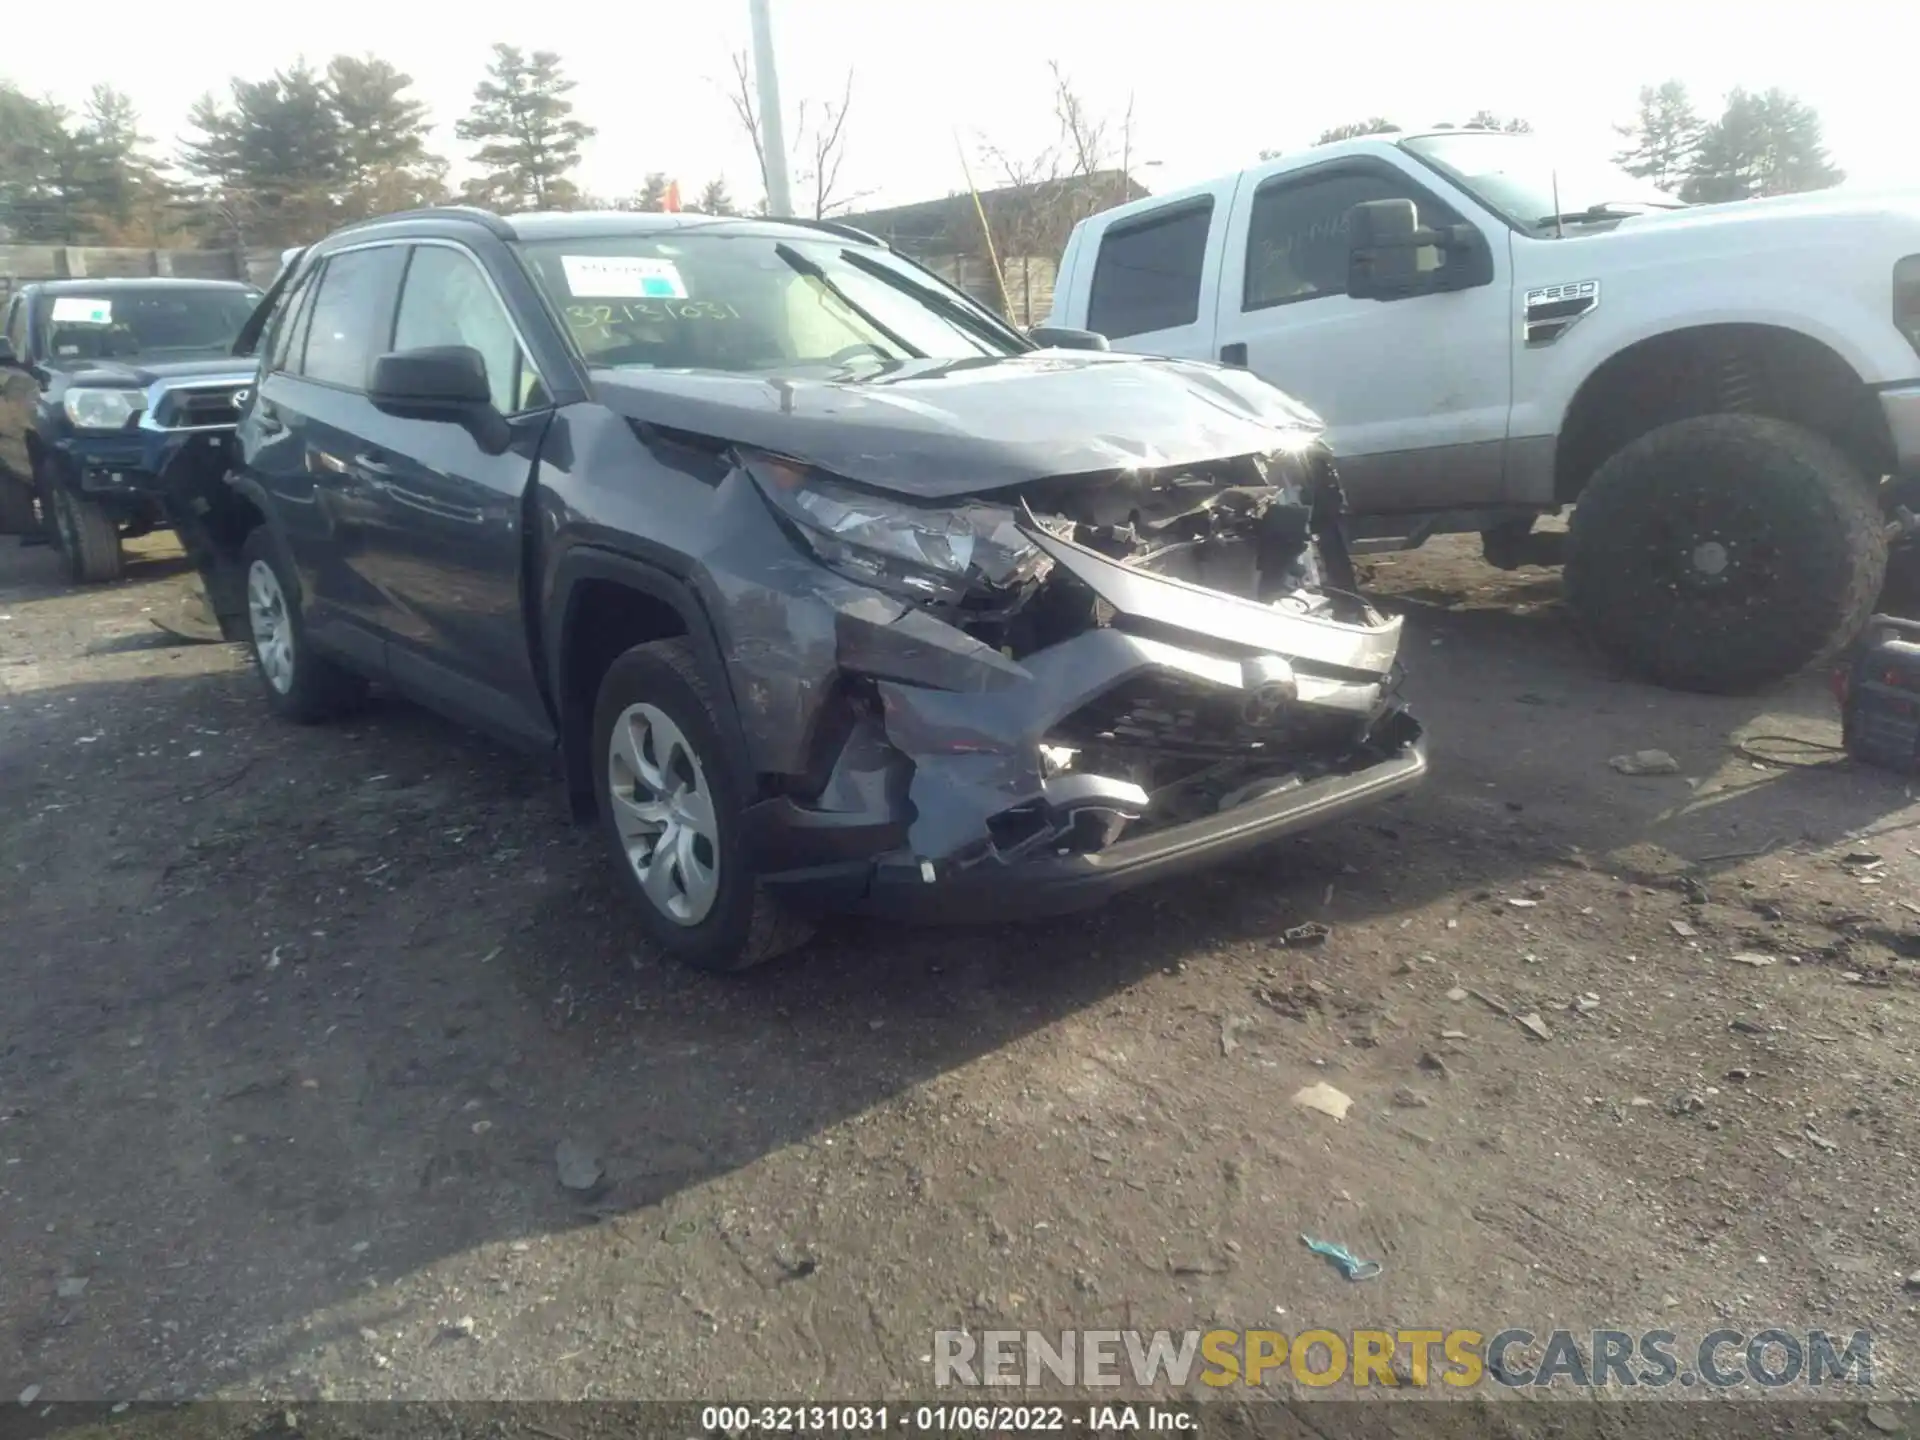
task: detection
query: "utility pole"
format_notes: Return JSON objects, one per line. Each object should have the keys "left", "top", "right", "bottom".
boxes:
{"left": 749, "top": 0, "right": 794, "bottom": 216}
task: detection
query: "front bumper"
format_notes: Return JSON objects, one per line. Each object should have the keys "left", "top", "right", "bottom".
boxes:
{"left": 762, "top": 727, "right": 1426, "bottom": 923}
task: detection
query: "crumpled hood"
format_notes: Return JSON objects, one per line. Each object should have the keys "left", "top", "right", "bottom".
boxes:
{"left": 49, "top": 354, "right": 253, "bottom": 389}
{"left": 590, "top": 351, "right": 1326, "bottom": 498}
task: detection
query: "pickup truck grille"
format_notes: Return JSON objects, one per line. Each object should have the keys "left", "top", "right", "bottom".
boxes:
{"left": 144, "top": 380, "right": 250, "bottom": 431}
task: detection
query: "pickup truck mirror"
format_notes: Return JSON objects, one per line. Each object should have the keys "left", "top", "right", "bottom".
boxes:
{"left": 1346, "top": 199, "right": 1492, "bottom": 301}
{"left": 1028, "top": 326, "right": 1110, "bottom": 352}
{"left": 369, "top": 346, "right": 510, "bottom": 453}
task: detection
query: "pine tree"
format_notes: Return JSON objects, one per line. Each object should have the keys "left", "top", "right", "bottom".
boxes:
{"left": 455, "top": 45, "right": 594, "bottom": 212}
{"left": 181, "top": 63, "right": 347, "bottom": 244}
{"left": 1683, "top": 87, "right": 1845, "bottom": 203}
{"left": 326, "top": 55, "right": 447, "bottom": 219}
{"left": 68, "top": 87, "right": 172, "bottom": 243}
{"left": 1612, "top": 81, "right": 1703, "bottom": 193}
{"left": 1315, "top": 118, "right": 1401, "bottom": 145}
{"left": 1462, "top": 110, "right": 1533, "bottom": 133}
{"left": 632, "top": 173, "right": 670, "bottom": 212}
{"left": 0, "top": 84, "right": 78, "bottom": 241}
{"left": 695, "top": 178, "right": 736, "bottom": 215}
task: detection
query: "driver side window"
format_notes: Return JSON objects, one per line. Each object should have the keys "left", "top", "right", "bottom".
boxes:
{"left": 1244, "top": 171, "right": 1462, "bottom": 310}
{"left": 393, "top": 245, "right": 547, "bottom": 414}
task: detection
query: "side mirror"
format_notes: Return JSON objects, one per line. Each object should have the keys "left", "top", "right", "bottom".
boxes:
{"left": 1346, "top": 199, "right": 1491, "bottom": 301}
{"left": 0, "top": 337, "right": 17, "bottom": 367}
{"left": 1028, "top": 326, "right": 1110, "bottom": 352}
{"left": 368, "top": 346, "right": 510, "bottom": 453}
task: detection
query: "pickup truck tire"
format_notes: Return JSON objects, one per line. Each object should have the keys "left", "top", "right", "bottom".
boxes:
{"left": 240, "top": 528, "right": 367, "bottom": 722}
{"left": 0, "top": 478, "right": 34, "bottom": 535}
{"left": 53, "top": 486, "right": 124, "bottom": 584}
{"left": 592, "top": 638, "right": 814, "bottom": 973}
{"left": 1566, "top": 414, "right": 1886, "bottom": 694}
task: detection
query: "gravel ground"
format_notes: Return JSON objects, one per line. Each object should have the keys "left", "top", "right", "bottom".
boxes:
{"left": 2, "top": 532, "right": 1917, "bottom": 1424}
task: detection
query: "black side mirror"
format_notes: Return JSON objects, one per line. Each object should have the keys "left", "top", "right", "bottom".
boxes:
{"left": 1346, "top": 199, "right": 1492, "bottom": 301}
{"left": 369, "top": 346, "right": 510, "bottom": 453}
{"left": 1029, "top": 326, "right": 1110, "bottom": 352}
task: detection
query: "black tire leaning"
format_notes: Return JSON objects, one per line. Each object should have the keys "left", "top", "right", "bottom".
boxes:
{"left": 591, "top": 637, "right": 813, "bottom": 972}
{"left": 54, "top": 487, "right": 124, "bottom": 583}
{"left": 0, "top": 477, "right": 34, "bottom": 535}
{"left": 240, "top": 527, "right": 367, "bottom": 722}
{"left": 1566, "top": 414, "right": 1886, "bottom": 694}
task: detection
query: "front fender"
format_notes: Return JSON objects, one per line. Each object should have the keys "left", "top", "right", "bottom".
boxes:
{"left": 1513, "top": 254, "right": 1918, "bottom": 445}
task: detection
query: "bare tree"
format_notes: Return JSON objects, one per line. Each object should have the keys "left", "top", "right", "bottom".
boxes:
{"left": 725, "top": 52, "right": 863, "bottom": 218}
{"left": 972, "top": 63, "right": 1136, "bottom": 270}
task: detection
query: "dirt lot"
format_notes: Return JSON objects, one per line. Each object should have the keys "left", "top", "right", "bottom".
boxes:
{"left": 2, "top": 532, "right": 1917, "bottom": 1417}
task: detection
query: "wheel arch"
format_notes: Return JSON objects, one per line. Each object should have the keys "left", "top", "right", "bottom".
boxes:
{"left": 545, "top": 546, "right": 741, "bottom": 824}
{"left": 1553, "top": 322, "right": 1895, "bottom": 505}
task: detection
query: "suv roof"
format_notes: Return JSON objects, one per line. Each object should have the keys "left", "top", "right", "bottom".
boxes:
{"left": 315, "top": 206, "right": 884, "bottom": 250}
{"left": 22, "top": 277, "right": 257, "bottom": 295}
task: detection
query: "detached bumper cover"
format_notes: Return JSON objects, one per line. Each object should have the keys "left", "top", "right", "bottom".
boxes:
{"left": 764, "top": 730, "right": 1426, "bottom": 922}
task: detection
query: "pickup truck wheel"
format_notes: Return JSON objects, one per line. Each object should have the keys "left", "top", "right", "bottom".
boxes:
{"left": 0, "top": 478, "right": 34, "bottom": 535}
{"left": 52, "top": 486, "right": 125, "bottom": 584}
{"left": 240, "top": 529, "right": 367, "bottom": 722}
{"left": 592, "top": 638, "right": 814, "bottom": 972}
{"left": 1566, "top": 414, "right": 1886, "bottom": 694}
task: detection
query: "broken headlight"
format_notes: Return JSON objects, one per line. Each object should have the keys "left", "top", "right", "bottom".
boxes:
{"left": 751, "top": 462, "right": 1050, "bottom": 604}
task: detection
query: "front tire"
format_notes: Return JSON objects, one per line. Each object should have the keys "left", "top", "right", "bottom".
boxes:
{"left": 1566, "top": 415, "right": 1886, "bottom": 693}
{"left": 53, "top": 486, "right": 124, "bottom": 583}
{"left": 591, "top": 638, "right": 813, "bottom": 972}
{"left": 241, "top": 528, "right": 366, "bottom": 722}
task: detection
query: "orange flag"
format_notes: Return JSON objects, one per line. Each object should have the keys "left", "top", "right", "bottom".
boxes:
{"left": 663, "top": 180, "right": 682, "bottom": 213}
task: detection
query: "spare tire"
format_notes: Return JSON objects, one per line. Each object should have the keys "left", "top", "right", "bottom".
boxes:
{"left": 1566, "top": 414, "right": 1886, "bottom": 694}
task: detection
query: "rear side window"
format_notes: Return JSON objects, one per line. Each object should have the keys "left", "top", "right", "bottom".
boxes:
{"left": 299, "top": 246, "right": 406, "bottom": 390}
{"left": 1086, "top": 200, "right": 1214, "bottom": 339}
{"left": 1245, "top": 170, "right": 1463, "bottom": 309}
{"left": 266, "top": 266, "right": 319, "bottom": 375}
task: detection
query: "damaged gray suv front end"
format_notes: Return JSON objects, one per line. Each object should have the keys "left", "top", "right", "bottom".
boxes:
{"left": 578, "top": 349, "right": 1424, "bottom": 927}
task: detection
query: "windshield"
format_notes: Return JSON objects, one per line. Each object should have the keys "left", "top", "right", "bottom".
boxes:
{"left": 42, "top": 287, "right": 261, "bottom": 364}
{"left": 516, "top": 233, "right": 1028, "bottom": 375}
{"left": 1401, "top": 132, "right": 1683, "bottom": 232}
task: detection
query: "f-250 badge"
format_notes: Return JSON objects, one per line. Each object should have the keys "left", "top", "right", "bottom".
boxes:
{"left": 1523, "top": 280, "right": 1601, "bottom": 346}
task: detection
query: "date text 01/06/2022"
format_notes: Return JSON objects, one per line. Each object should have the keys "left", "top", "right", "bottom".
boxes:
{"left": 697, "top": 1404, "right": 1197, "bottom": 1433}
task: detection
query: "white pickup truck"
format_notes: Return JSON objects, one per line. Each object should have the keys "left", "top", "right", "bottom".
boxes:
{"left": 1043, "top": 128, "right": 1920, "bottom": 693}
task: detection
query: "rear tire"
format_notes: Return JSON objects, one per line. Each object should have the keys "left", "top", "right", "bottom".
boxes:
{"left": 1566, "top": 414, "right": 1886, "bottom": 694}
{"left": 0, "top": 478, "right": 34, "bottom": 536}
{"left": 591, "top": 638, "right": 813, "bottom": 972}
{"left": 53, "top": 486, "right": 124, "bottom": 584}
{"left": 240, "top": 528, "right": 366, "bottom": 722}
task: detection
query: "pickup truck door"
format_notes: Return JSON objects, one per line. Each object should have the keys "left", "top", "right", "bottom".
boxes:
{"left": 1079, "top": 177, "right": 1241, "bottom": 362}
{"left": 1210, "top": 156, "right": 1514, "bottom": 515}
{"left": 344, "top": 241, "right": 556, "bottom": 750}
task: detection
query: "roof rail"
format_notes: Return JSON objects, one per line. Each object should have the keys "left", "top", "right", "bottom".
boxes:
{"left": 327, "top": 205, "right": 515, "bottom": 239}
{"left": 768, "top": 215, "right": 885, "bottom": 247}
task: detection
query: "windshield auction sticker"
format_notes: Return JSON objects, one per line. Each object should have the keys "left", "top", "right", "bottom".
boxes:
{"left": 49, "top": 297, "right": 113, "bottom": 325}
{"left": 561, "top": 254, "right": 689, "bottom": 300}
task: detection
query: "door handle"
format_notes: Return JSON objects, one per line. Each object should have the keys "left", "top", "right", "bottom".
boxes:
{"left": 353, "top": 452, "right": 397, "bottom": 482}
{"left": 1219, "top": 342, "right": 1249, "bottom": 367}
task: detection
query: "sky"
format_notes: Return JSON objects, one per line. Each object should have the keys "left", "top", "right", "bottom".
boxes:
{"left": 5, "top": 0, "right": 1914, "bottom": 214}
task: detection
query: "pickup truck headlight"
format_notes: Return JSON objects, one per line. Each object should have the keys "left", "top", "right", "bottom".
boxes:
{"left": 1896, "top": 255, "right": 1920, "bottom": 358}
{"left": 749, "top": 458, "right": 1049, "bottom": 604}
{"left": 63, "top": 388, "right": 144, "bottom": 430}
